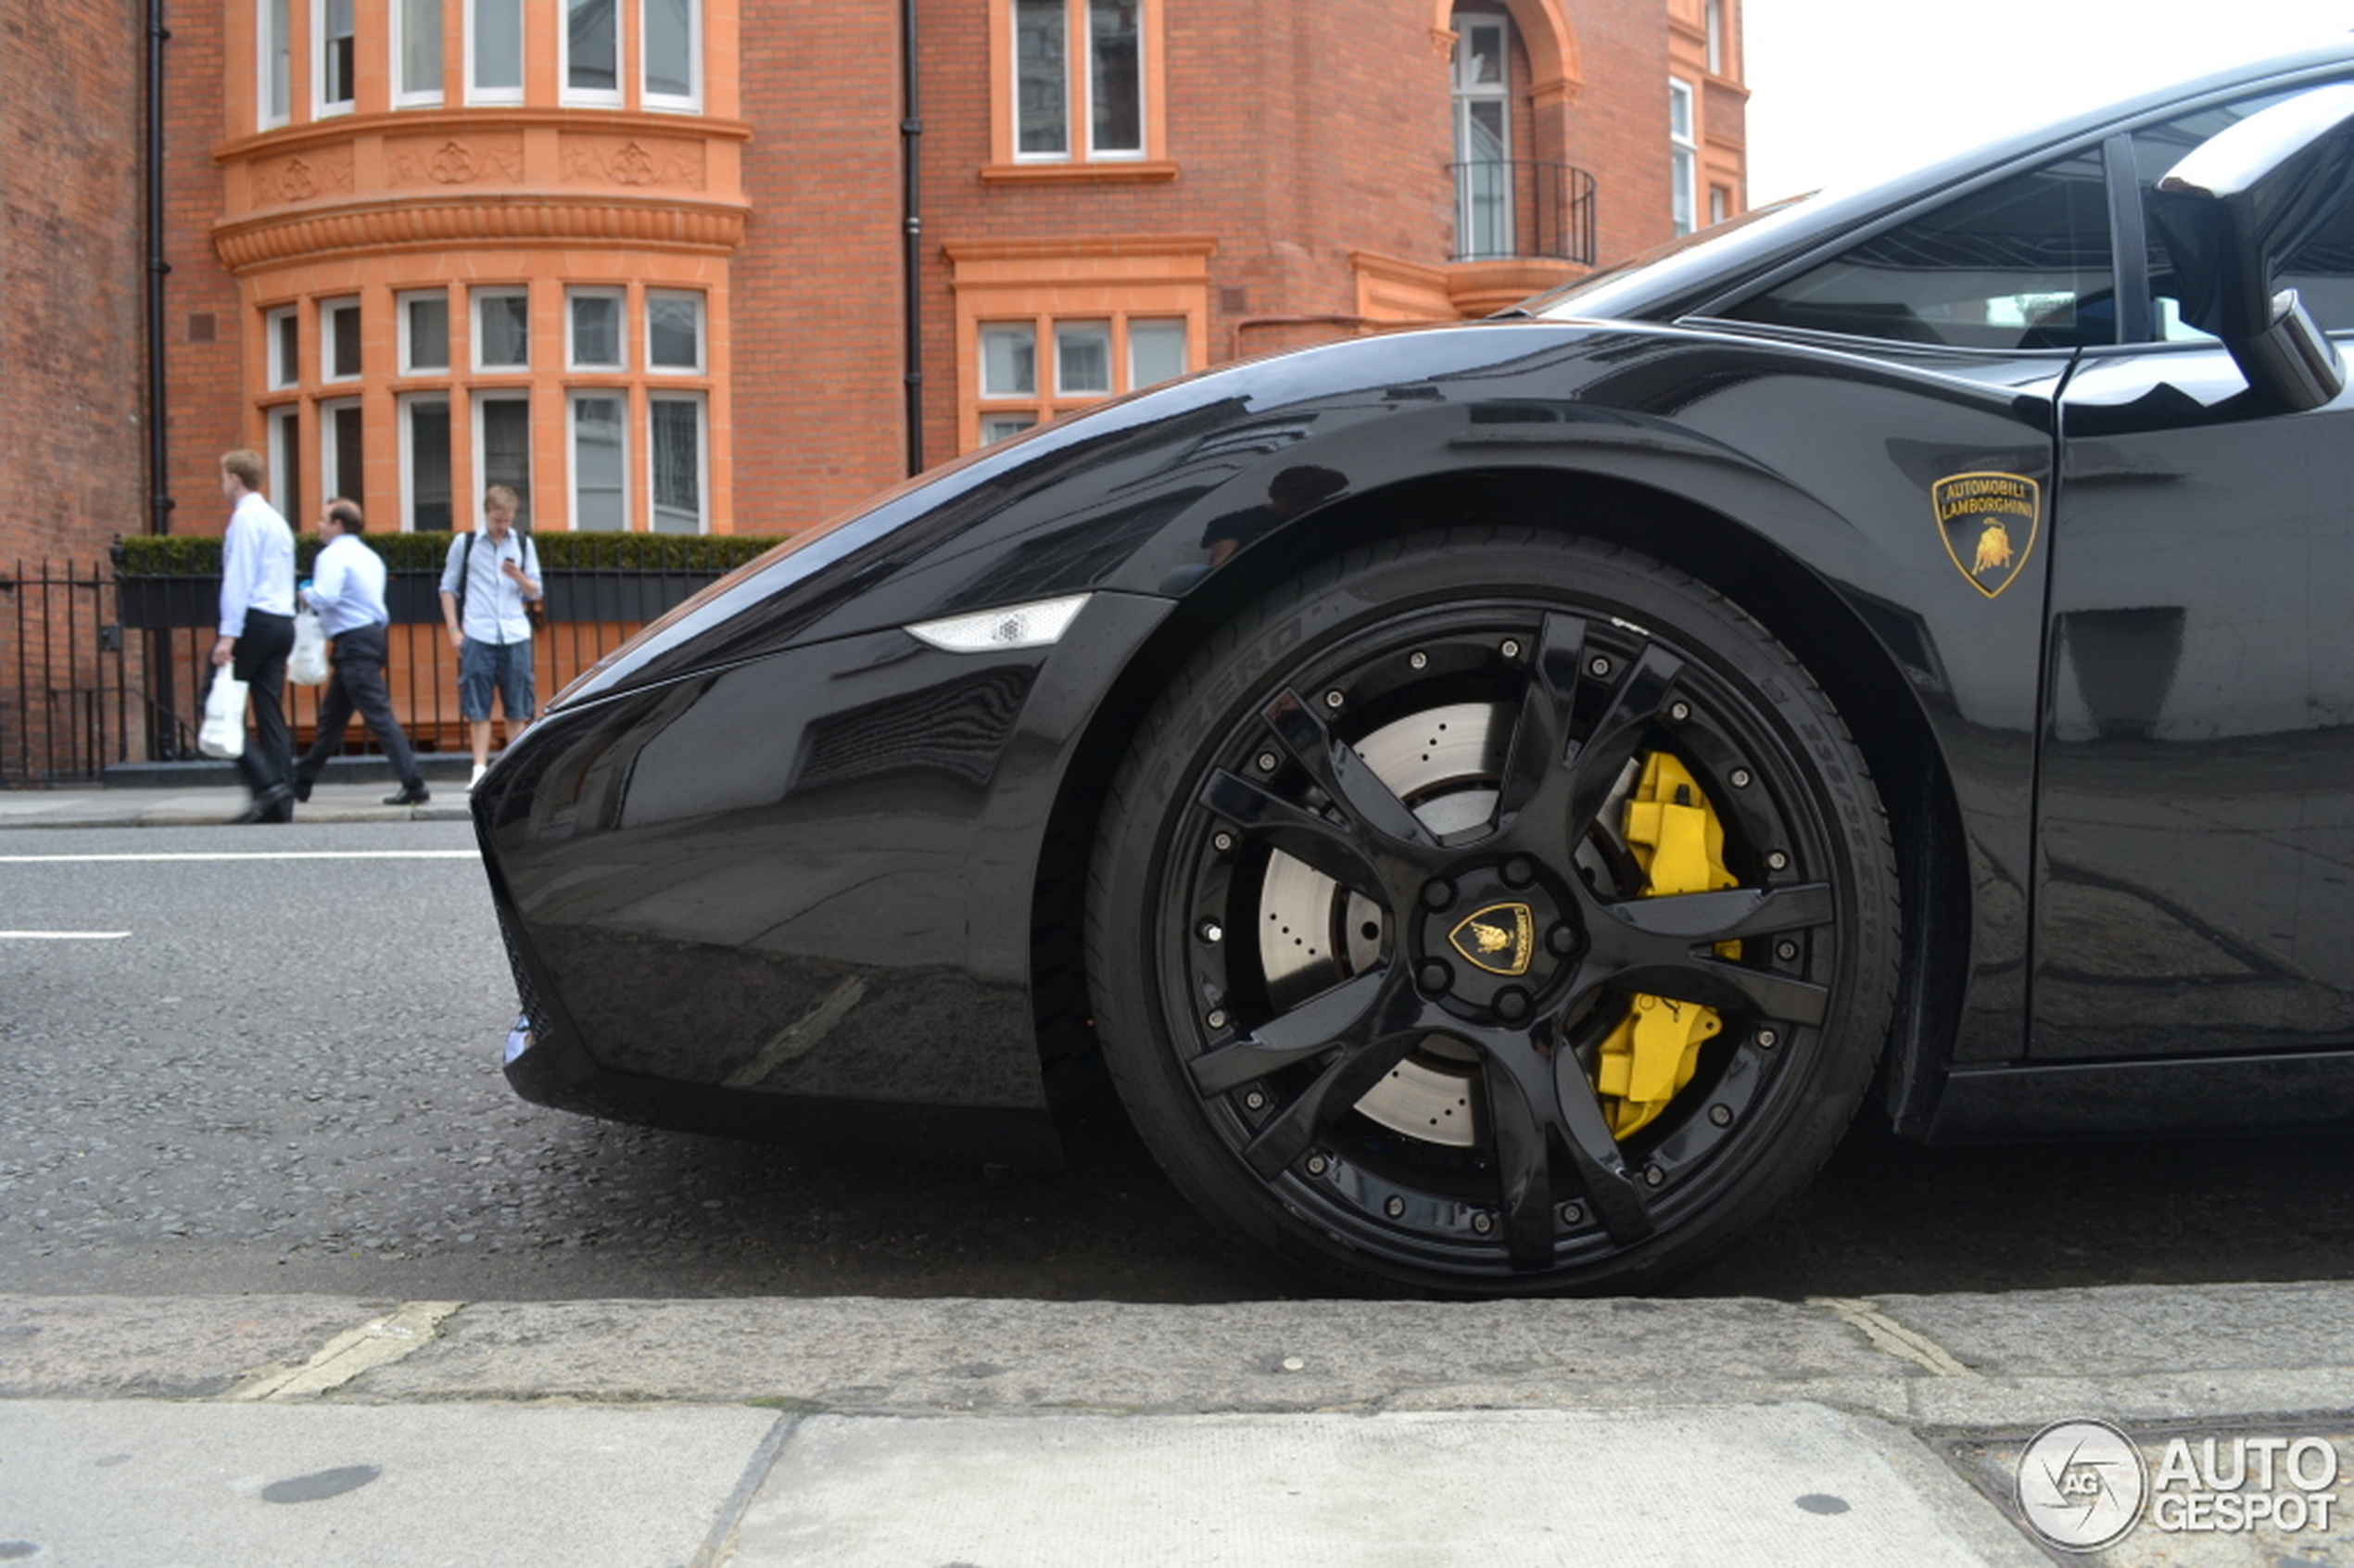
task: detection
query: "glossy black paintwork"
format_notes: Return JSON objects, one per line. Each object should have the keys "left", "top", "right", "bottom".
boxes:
{"left": 480, "top": 41, "right": 2354, "bottom": 1157}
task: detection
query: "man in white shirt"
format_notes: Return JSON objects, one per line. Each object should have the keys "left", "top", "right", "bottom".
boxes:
{"left": 290, "top": 499, "right": 430, "bottom": 808}
{"left": 212, "top": 449, "right": 297, "bottom": 824}
{"left": 437, "top": 484, "right": 543, "bottom": 790}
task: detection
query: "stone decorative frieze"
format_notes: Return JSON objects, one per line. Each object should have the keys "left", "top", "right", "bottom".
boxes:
{"left": 251, "top": 150, "right": 355, "bottom": 206}
{"left": 563, "top": 135, "right": 705, "bottom": 189}
{"left": 386, "top": 135, "right": 527, "bottom": 186}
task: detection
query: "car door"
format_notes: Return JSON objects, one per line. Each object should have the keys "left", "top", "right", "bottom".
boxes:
{"left": 2033, "top": 85, "right": 2354, "bottom": 1059}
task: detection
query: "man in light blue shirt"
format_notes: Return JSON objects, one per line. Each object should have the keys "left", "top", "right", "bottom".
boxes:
{"left": 212, "top": 449, "right": 297, "bottom": 823}
{"left": 291, "top": 499, "right": 430, "bottom": 808}
{"left": 437, "top": 484, "right": 543, "bottom": 790}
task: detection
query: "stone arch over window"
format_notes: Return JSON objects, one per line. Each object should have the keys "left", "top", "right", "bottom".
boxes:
{"left": 1431, "top": 0, "right": 1579, "bottom": 108}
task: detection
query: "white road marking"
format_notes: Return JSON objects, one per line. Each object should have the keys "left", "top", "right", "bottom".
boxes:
{"left": 0, "top": 930, "right": 133, "bottom": 940}
{"left": 0, "top": 851, "right": 479, "bottom": 864}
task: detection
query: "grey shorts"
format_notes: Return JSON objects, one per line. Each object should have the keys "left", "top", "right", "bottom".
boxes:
{"left": 458, "top": 638, "right": 536, "bottom": 723}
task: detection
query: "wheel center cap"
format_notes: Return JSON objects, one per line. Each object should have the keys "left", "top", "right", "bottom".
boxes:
{"left": 1446, "top": 902, "right": 1537, "bottom": 977}
{"left": 1418, "top": 867, "right": 1570, "bottom": 1012}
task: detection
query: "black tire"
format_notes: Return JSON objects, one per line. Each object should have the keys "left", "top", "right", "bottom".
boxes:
{"left": 1084, "top": 529, "right": 1898, "bottom": 1295}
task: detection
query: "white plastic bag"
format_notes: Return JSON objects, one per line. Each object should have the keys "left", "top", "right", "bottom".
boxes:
{"left": 289, "top": 608, "right": 329, "bottom": 685}
{"left": 198, "top": 666, "right": 247, "bottom": 759}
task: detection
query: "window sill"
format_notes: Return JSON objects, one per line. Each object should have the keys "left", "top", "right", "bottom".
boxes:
{"left": 981, "top": 159, "right": 1179, "bottom": 185}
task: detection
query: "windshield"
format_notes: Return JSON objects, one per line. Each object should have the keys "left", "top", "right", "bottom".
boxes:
{"left": 1520, "top": 196, "right": 1815, "bottom": 319}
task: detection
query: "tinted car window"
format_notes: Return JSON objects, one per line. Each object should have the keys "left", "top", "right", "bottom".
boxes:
{"left": 2137, "top": 85, "right": 2354, "bottom": 337}
{"left": 1720, "top": 148, "right": 2115, "bottom": 348}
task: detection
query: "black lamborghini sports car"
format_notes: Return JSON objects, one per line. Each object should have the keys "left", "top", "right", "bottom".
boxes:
{"left": 477, "top": 44, "right": 2354, "bottom": 1295}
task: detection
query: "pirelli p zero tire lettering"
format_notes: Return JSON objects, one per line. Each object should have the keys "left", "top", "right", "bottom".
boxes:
{"left": 1085, "top": 530, "right": 1900, "bottom": 1296}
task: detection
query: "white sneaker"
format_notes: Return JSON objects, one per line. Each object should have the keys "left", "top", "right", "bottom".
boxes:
{"left": 468, "top": 764, "right": 488, "bottom": 790}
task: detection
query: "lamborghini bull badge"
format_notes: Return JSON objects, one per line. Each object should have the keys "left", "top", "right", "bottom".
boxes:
{"left": 1449, "top": 903, "right": 1536, "bottom": 977}
{"left": 1933, "top": 472, "right": 2040, "bottom": 599}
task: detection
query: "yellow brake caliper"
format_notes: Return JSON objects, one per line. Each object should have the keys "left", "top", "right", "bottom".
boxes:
{"left": 1591, "top": 752, "right": 1739, "bottom": 1137}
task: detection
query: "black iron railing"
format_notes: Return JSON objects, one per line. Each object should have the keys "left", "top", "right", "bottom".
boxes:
{"left": 2, "top": 548, "right": 747, "bottom": 785}
{"left": 1448, "top": 159, "right": 1598, "bottom": 267}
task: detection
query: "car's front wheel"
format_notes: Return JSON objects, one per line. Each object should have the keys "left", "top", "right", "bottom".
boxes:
{"left": 1085, "top": 529, "right": 1898, "bottom": 1295}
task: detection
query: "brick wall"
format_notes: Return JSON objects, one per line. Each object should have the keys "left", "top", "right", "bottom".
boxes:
{"left": 1, "top": 0, "right": 148, "bottom": 563}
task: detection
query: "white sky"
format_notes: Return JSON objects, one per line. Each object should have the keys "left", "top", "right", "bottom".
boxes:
{"left": 1742, "top": 0, "right": 2353, "bottom": 204}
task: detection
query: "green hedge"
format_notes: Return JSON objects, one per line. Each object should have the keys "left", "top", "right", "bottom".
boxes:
{"left": 115, "top": 530, "right": 793, "bottom": 576}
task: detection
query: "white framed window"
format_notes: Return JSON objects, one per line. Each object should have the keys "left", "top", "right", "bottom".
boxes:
{"left": 267, "top": 406, "right": 302, "bottom": 530}
{"left": 259, "top": 0, "right": 292, "bottom": 127}
{"left": 1451, "top": 15, "right": 1513, "bottom": 261}
{"left": 1014, "top": 0, "right": 1143, "bottom": 161}
{"left": 646, "top": 290, "right": 705, "bottom": 373}
{"left": 266, "top": 308, "right": 300, "bottom": 390}
{"left": 981, "top": 323, "right": 1038, "bottom": 398}
{"left": 1127, "top": 318, "right": 1186, "bottom": 388}
{"left": 473, "top": 287, "right": 530, "bottom": 371}
{"left": 315, "top": 0, "right": 357, "bottom": 115}
{"left": 569, "top": 289, "right": 626, "bottom": 370}
{"left": 1669, "top": 78, "right": 1698, "bottom": 236}
{"left": 396, "top": 0, "right": 445, "bottom": 106}
{"left": 399, "top": 290, "right": 450, "bottom": 373}
{"left": 474, "top": 394, "right": 533, "bottom": 523}
{"left": 1705, "top": 0, "right": 1726, "bottom": 76}
{"left": 1055, "top": 321, "right": 1111, "bottom": 395}
{"left": 644, "top": 0, "right": 701, "bottom": 111}
{"left": 400, "top": 395, "right": 454, "bottom": 530}
{"left": 649, "top": 393, "right": 707, "bottom": 533}
{"left": 968, "top": 309, "right": 1195, "bottom": 449}
{"left": 467, "top": 0, "right": 524, "bottom": 104}
{"left": 321, "top": 297, "right": 362, "bottom": 382}
{"left": 321, "top": 398, "right": 364, "bottom": 508}
{"left": 563, "top": 0, "right": 622, "bottom": 107}
{"left": 570, "top": 394, "right": 629, "bottom": 528}
{"left": 1710, "top": 184, "right": 1732, "bottom": 226}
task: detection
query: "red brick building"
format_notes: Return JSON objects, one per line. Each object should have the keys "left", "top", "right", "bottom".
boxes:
{"left": 9, "top": 0, "right": 1744, "bottom": 560}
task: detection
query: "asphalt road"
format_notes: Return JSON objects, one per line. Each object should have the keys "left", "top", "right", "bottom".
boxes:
{"left": 4, "top": 817, "right": 2351, "bottom": 1303}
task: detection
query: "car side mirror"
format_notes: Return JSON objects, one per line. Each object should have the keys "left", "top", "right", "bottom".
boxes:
{"left": 2152, "top": 82, "right": 2354, "bottom": 411}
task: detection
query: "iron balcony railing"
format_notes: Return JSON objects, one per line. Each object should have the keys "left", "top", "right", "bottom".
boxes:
{"left": 1449, "top": 158, "right": 1598, "bottom": 267}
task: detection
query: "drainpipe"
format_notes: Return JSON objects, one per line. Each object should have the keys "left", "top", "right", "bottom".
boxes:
{"left": 145, "top": 0, "right": 173, "bottom": 536}
{"left": 900, "top": 0, "right": 924, "bottom": 475}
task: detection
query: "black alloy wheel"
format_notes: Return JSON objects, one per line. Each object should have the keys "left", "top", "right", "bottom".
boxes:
{"left": 1085, "top": 530, "right": 1899, "bottom": 1295}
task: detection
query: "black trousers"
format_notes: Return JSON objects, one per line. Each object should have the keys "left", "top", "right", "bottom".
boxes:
{"left": 295, "top": 623, "right": 423, "bottom": 789}
{"left": 230, "top": 611, "right": 295, "bottom": 801}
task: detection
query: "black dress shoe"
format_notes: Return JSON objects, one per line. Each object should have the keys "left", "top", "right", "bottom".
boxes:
{"left": 233, "top": 783, "right": 294, "bottom": 824}
{"left": 291, "top": 774, "right": 314, "bottom": 803}
{"left": 383, "top": 781, "right": 431, "bottom": 806}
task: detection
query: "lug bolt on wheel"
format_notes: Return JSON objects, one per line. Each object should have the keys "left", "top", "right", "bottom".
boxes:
{"left": 1502, "top": 854, "right": 1535, "bottom": 887}
{"left": 1422, "top": 878, "right": 1454, "bottom": 910}
{"left": 1417, "top": 960, "right": 1453, "bottom": 995}
{"left": 1495, "top": 988, "right": 1530, "bottom": 1023}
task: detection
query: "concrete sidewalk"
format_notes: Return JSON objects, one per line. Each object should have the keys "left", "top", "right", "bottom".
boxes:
{"left": 0, "top": 774, "right": 473, "bottom": 829}
{"left": 5, "top": 1287, "right": 2351, "bottom": 1565}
